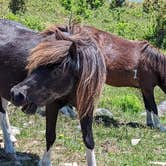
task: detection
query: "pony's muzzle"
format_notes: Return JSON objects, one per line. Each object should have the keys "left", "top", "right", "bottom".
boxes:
{"left": 10, "top": 86, "right": 27, "bottom": 106}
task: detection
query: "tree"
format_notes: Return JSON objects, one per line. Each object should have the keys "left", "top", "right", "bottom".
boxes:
{"left": 143, "top": 0, "right": 166, "bottom": 48}
{"left": 110, "top": 0, "right": 125, "bottom": 9}
{"left": 9, "top": 0, "right": 26, "bottom": 14}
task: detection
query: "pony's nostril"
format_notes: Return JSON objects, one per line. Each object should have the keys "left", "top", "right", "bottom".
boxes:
{"left": 17, "top": 92, "right": 25, "bottom": 102}
{"left": 10, "top": 88, "right": 26, "bottom": 105}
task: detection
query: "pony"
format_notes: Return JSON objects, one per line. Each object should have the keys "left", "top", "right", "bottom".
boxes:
{"left": 42, "top": 24, "right": 166, "bottom": 131}
{"left": 11, "top": 32, "right": 106, "bottom": 166}
{"left": 0, "top": 18, "right": 58, "bottom": 158}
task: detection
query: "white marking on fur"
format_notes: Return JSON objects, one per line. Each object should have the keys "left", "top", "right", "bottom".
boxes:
{"left": 133, "top": 69, "right": 137, "bottom": 79}
{"left": 86, "top": 148, "right": 96, "bottom": 166}
{"left": 4, "top": 108, "right": 18, "bottom": 142}
{"left": 38, "top": 148, "right": 52, "bottom": 166}
{"left": 0, "top": 112, "right": 15, "bottom": 153}
{"left": 146, "top": 110, "right": 153, "bottom": 126}
{"left": 152, "top": 113, "right": 166, "bottom": 131}
{"left": 0, "top": 98, "right": 15, "bottom": 154}
{"left": 152, "top": 113, "right": 160, "bottom": 128}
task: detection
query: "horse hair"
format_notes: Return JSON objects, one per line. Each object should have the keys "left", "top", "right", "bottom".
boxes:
{"left": 27, "top": 31, "right": 106, "bottom": 119}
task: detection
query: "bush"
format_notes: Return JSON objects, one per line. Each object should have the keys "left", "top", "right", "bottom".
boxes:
{"left": 5, "top": 13, "right": 44, "bottom": 31}
{"left": 110, "top": 0, "right": 125, "bottom": 9}
{"left": 9, "top": 0, "right": 26, "bottom": 14}
{"left": 143, "top": 0, "right": 166, "bottom": 49}
{"left": 60, "top": 0, "right": 104, "bottom": 18}
{"left": 112, "top": 94, "right": 142, "bottom": 113}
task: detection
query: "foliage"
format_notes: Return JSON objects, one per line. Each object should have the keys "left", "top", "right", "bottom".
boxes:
{"left": 110, "top": 0, "right": 125, "bottom": 9}
{"left": 143, "top": 0, "right": 160, "bottom": 13}
{"left": 60, "top": 0, "right": 104, "bottom": 18}
{"left": 143, "top": 0, "right": 166, "bottom": 48}
{"left": 112, "top": 94, "right": 142, "bottom": 113}
{"left": 5, "top": 12, "right": 44, "bottom": 31}
{"left": 86, "top": 0, "right": 104, "bottom": 9}
{"left": 0, "top": 1, "right": 166, "bottom": 165}
{"left": 9, "top": 0, "right": 26, "bottom": 14}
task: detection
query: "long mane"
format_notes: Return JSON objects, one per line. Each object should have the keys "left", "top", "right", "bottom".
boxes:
{"left": 27, "top": 29, "right": 106, "bottom": 119}
{"left": 141, "top": 43, "right": 166, "bottom": 80}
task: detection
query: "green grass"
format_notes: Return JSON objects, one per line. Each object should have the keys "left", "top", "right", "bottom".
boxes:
{"left": 4, "top": 97, "right": 166, "bottom": 166}
{"left": 0, "top": 0, "right": 166, "bottom": 165}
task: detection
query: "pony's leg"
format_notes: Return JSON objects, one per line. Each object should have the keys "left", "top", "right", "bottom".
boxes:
{"left": 39, "top": 102, "right": 59, "bottom": 166}
{"left": 4, "top": 107, "right": 18, "bottom": 143}
{"left": 0, "top": 97, "right": 16, "bottom": 158}
{"left": 142, "top": 94, "right": 153, "bottom": 127}
{"left": 80, "top": 114, "right": 96, "bottom": 166}
{"left": 142, "top": 89, "right": 166, "bottom": 131}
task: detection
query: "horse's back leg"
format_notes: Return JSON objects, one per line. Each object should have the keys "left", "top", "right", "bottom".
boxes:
{"left": 142, "top": 89, "right": 166, "bottom": 131}
{"left": 142, "top": 93, "right": 153, "bottom": 127}
{"left": 39, "top": 102, "right": 60, "bottom": 166}
{"left": 0, "top": 97, "right": 16, "bottom": 158}
{"left": 80, "top": 112, "right": 96, "bottom": 166}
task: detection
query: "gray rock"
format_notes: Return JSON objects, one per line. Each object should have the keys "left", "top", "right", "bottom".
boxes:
{"left": 94, "top": 108, "right": 113, "bottom": 118}
{"left": 157, "top": 101, "right": 166, "bottom": 117}
{"left": 141, "top": 100, "right": 166, "bottom": 117}
{"left": 94, "top": 108, "right": 114, "bottom": 127}
{"left": 59, "top": 106, "right": 77, "bottom": 119}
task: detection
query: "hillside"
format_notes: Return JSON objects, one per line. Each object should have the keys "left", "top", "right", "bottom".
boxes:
{"left": 0, "top": 0, "right": 166, "bottom": 166}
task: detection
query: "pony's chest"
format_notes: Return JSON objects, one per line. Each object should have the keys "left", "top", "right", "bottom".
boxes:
{"left": 106, "top": 69, "right": 140, "bottom": 88}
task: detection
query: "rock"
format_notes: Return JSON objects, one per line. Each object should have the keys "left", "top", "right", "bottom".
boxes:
{"left": 141, "top": 100, "right": 166, "bottom": 118}
{"left": 157, "top": 101, "right": 166, "bottom": 117}
{"left": 94, "top": 108, "right": 115, "bottom": 127}
{"left": 37, "top": 106, "right": 77, "bottom": 119}
{"left": 149, "top": 161, "right": 166, "bottom": 166}
{"left": 131, "top": 139, "right": 141, "bottom": 146}
{"left": 10, "top": 126, "right": 20, "bottom": 135}
{"left": 59, "top": 106, "right": 77, "bottom": 119}
{"left": 94, "top": 108, "right": 113, "bottom": 117}
{"left": 36, "top": 107, "right": 45, "bottom": 117}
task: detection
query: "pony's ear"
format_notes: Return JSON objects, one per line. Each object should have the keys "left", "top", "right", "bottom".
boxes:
{"left": 69, "top": 42, "right": 77, "bottom": 60}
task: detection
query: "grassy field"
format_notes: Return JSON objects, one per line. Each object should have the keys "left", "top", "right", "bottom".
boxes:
{"left": 0, "top": 0, "right": 166, "bottom": 165}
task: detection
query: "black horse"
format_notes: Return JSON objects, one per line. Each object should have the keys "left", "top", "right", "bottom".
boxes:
{"left": 11, "top": 30, "right": 106, "bottom": 166}
{"left": 0, "top": 19, "right": 51, "bottom": 158}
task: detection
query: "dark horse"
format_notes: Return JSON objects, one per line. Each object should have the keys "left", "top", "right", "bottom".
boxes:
{"left": 42, "top": 24, "right": 166, "bottom": 131}
{"left": 11, "top": 31, "right": 106, "bottom": 165}
{"left": 0, "top": 19, "right": 59, "bottom": 158}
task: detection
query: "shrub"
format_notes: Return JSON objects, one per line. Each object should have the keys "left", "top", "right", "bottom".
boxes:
{"left": 5, "top": 13, "right": 44, "bottom": 31}
{"left": 9, "top": 0, "right": 26, "bottom": 14}
{"left": 143, "top": 0, "right": 166, "bottom": 49}
{"left": 112, "top": 94, "right": 142, "bottom": 113}
{"left": 60, "top": 0, "right": 104, "bottom": 18}
{"left": 110, "top": 0, "right": 125, "bottom": 9}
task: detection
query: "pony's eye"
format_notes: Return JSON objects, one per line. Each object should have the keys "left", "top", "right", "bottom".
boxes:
{"left": 52, "top": 67, "right": 62, "bottom": 76}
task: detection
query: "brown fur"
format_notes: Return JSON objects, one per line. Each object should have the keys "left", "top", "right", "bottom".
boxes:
{"left": 42, "top": 24, "right": 166, "bottom": 88}
{"left": 141, "top": 43, "right": 166, "bottom": 80}
{"left": 27, "top": 32, "right": 106, "bottom": 119}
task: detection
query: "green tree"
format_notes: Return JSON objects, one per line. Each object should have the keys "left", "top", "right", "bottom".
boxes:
{"left": 9, "top": 0, "right": 26, "bottom": 14}
{"left": 143, "top": 0, "right": 166, "bottom": 48}
{"left": 110, "top": 0, "right": 125, "bottom": 9}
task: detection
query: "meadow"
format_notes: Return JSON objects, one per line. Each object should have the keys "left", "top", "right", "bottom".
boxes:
{"left": 0, "top": 0, "right": 166, "bottom": 165}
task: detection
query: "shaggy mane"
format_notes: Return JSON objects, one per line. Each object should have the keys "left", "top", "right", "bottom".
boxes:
{"left": 27, "top": 29, "right": 106, "bottom": 119}
{"left": 27, "top": 40, "right": 72, "bottom": 73}
{"left": 142, "top": 43, "right": 166, "bottom": 80}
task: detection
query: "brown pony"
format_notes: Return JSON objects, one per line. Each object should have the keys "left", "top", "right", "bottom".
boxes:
{"left": 11, "top": 32, "right": 106, "bottom": 165}
{"left": 43, "top": 24, "right": 166, "bottom": 131}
